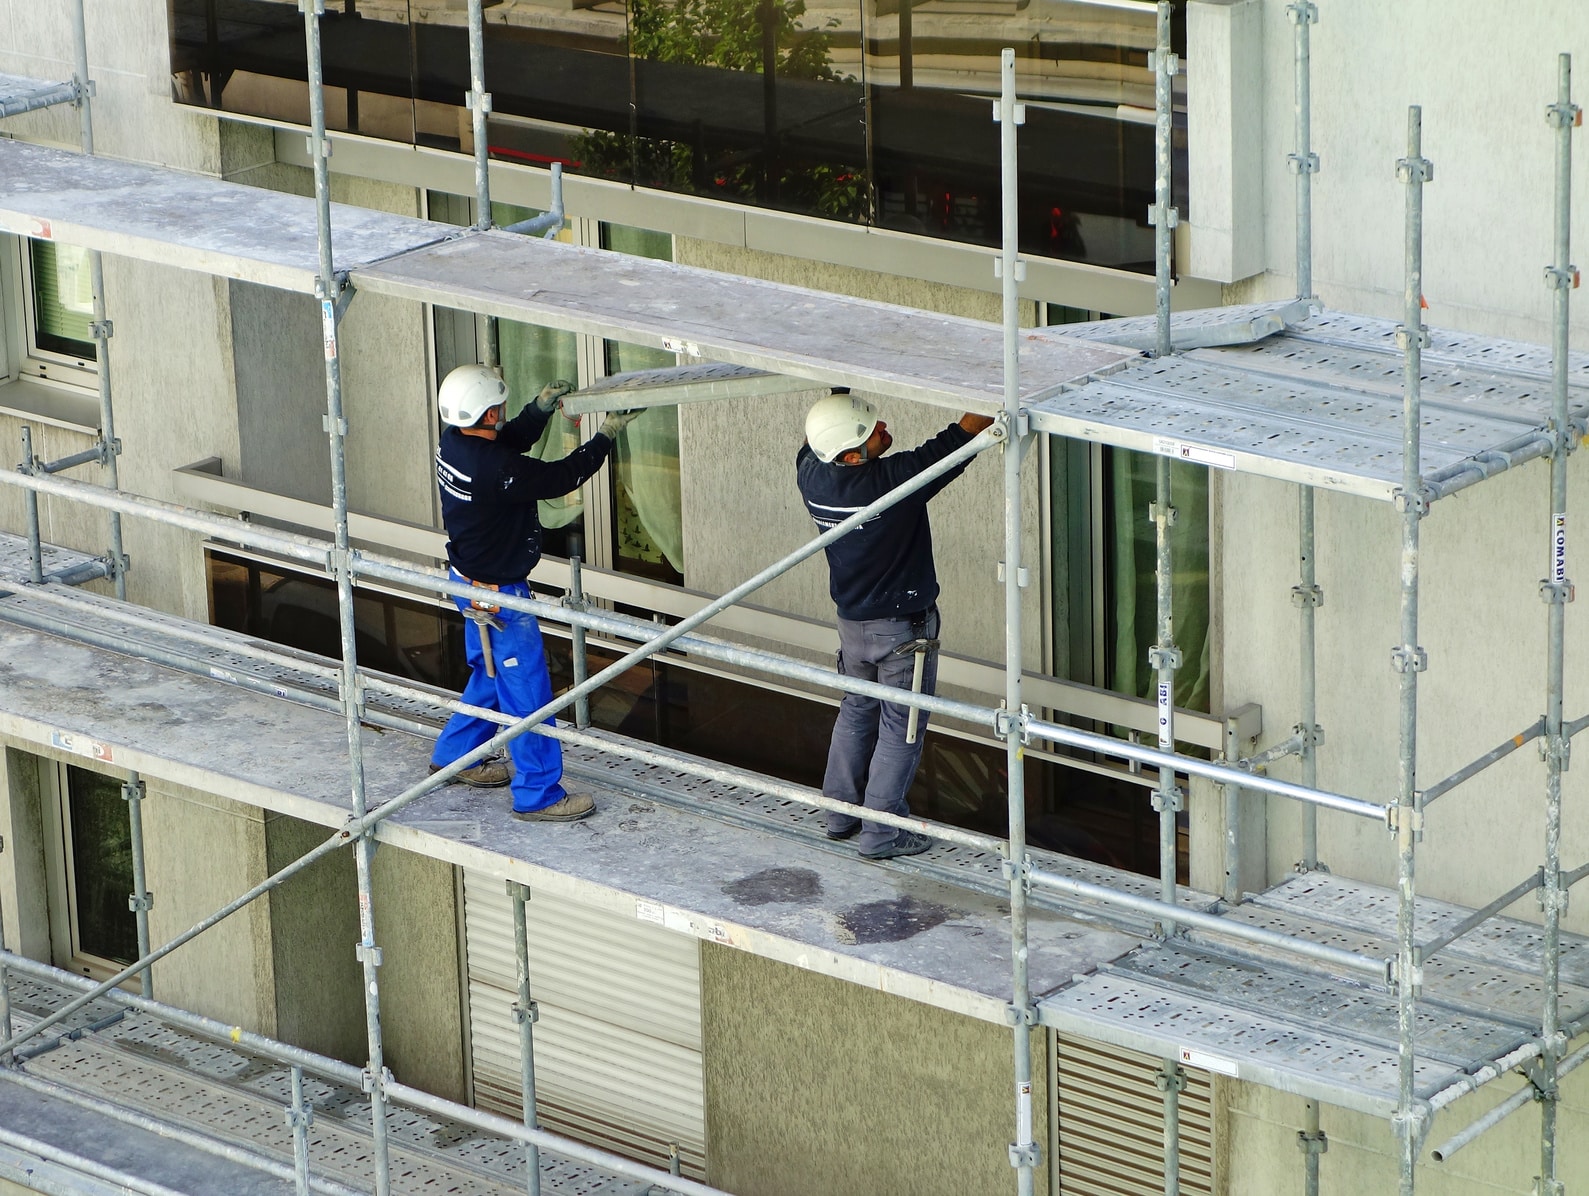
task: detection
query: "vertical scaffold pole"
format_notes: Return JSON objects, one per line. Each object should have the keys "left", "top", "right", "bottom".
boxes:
{"left": 509, "top": 882, "right": 542, "bottom": 1196}
{"left": 1151, "top": 1, "right": 1176, "bottom": 358}
{"left": 289, "top": 1063, "right": 314, "bottom": 1196}
{"left": 1392, "top": 105, "right": 1432, "bottom": 1196}
{"left": 1288, "top": 7, "right": 1327, "bottom": 1187}
{"left": 993, "top": 48, "right": 1038, "bottom": 1196}
{"left": 71, "top": 0, "right": 127, "bottom": 600}
{"left": 300, "top": 5, "right": 392, "bottom": 1194}
{"left": 567, "top": 554, "right": 592, "bottom": 730}
{"left": 122, "top": 774, "right": 154, "bottom": 999}
{"left": 1149, "top": 8, "right": 1185, "bottom": 1191}
{"left": 19, "top": 428, "right": 43, "bottom": 585}
{"left": 1538, "top": 52, "right": 1577, "bottom": 1196}
{"left": 466, "top": 0, "right": 500, "bottom": 370}
{"left": 0, "top": 886, "right": 12, "bottom": 1066}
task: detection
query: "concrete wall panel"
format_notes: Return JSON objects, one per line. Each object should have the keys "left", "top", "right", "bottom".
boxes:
{"left": 701, "top": 943, "right": 1047, "bottom": 1196}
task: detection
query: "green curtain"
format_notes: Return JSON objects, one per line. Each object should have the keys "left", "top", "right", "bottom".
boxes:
{"left": 604, "top": 224, "right": 685, "bottom": 576}
{"left": 30, "top": 240, "right": 97, "bottom": 358}
{"left": 1109, "top": 450, "right": 1211, "bottom": 713}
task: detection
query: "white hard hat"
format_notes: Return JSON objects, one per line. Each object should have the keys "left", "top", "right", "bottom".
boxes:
{"left": 437, "top": 364, "right": 509, "bottom": 428}
{"left": 805, "top": 391, "right": 878, "bottom": 463}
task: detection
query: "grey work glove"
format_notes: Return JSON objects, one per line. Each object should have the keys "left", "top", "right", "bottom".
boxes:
{"left": 534, "top": 379, "right": 575, "bottom": 413}
{"left": 598, "top": 409, "right": 642, "bottom": 440}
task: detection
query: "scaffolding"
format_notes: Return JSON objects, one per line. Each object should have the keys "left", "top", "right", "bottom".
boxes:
{"left": 0, "top": 2, "right": 1584, "bottom": 1194}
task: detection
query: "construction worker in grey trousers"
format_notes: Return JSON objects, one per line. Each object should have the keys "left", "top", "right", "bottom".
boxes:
{"left": 796, "top": 390, "right": 994, "bottom": 860}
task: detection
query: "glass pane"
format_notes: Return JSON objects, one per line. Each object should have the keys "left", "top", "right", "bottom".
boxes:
{"left": 1105, "top": 448, "right": 1210, "bottom": 712}
{"left": 29, "top": 241, "right": 97, "bottom": 361}
{"left": 624, "top": 0, "right": 868, "bottom": 221}
{"left": 66, "top": 768, "right": 136, "bottom": 966}
{"left": 170, "top": 0, "right": 416, "bottom": 140}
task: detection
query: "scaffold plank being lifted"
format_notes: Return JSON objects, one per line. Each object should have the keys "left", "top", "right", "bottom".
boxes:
{"left": 352, "top": 228, "right": 1137, "bottom": 411}
{"left": 0, "top": 139, "right": 452, "bottom": 292}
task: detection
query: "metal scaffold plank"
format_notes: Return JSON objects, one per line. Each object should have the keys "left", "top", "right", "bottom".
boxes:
{"left": 353, "top": 228, "right": 1137, "bottom": 412}
{"left": 0, "top": 139, "right": 452, "bottom": 293}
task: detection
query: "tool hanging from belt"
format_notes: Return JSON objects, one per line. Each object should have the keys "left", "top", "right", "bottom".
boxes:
{"left": 889, "top": 610, "right": 940, "bottom": 745}
{"left": 461, "top": 578, "right": 506, "bottom": 677}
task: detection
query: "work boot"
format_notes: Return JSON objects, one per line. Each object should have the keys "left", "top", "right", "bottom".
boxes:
{"left": 512, "top": 792, "right": 596, "bottom": 822}
{"left": 429, "top": 757, "right": 511, "bottom": 788}
{"left": 860, "top": 829, "right": 933, "bottom": 860}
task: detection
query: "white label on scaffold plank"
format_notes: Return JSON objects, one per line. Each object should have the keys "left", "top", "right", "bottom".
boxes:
{"left": 1016, "top": 1081, "right": 1033, "bottom": 1144}
{"left": 661, "top": 337, "right": 701, "bottom": 357}
{"left": 1553, "top": 512, "right": 1567, "bottom": 583}
{"left": 1153, "top": 436, "right": 1235, "bottom": 471}
{"left": 50, "top": 729, "right": 115, "bottom": 764}
{"left": 635, "top": 899, "right": 667, "bottom": 926}
{"left": 1179, "top": 1046, "right": 1239, "bottom": 1076}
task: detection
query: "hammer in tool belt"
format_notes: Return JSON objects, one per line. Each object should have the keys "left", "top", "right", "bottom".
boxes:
{"left": 890, "top": 634, "right": 940, "bottom": 744}
{"left": 464, "top": 590, "right": 506, "bottom": 677}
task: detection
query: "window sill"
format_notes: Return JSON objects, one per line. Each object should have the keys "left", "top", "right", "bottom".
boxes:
{"left": 0, "top": 375, "right": 101, "bottom": 434}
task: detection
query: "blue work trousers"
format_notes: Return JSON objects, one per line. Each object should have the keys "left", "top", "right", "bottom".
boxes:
{"left": 431, "top": 575, "right": 567, "bottom": 813}
{"left": 821, "top": 608, "right": 939, "bottom": 854}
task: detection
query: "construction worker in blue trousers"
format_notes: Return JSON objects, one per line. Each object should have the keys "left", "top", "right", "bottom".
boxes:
{"left": 429, "top": 364, "right": 638, "bottom": 821}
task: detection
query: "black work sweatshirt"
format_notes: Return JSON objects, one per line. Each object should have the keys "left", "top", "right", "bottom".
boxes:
{"left": 436, "top": 405, "right": 612, "bottom": 585}
{"left": 795, "top": 422, "right": 974, "bottom": 622}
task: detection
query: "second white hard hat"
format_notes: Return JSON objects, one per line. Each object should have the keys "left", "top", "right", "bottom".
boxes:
{"left": 805, "top": 391, "right": 878, "bottom": 463}
{"left": 437, "top": 364, "right": 509, "bottom": 428}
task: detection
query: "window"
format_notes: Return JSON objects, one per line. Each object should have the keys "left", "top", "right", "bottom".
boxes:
{"left": 43, "top": 765, "right": 138, "bottom": 981}
{"left": 0, "top": 235, "right": 103, "bottom": 429}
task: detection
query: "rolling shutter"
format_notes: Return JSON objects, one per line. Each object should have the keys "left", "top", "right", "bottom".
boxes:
{"left": 1056, "top": 1036, "right": 1214, "bottom": 1195}
{"left": 462, "top": 871, "right": 706, "bottom": 1178}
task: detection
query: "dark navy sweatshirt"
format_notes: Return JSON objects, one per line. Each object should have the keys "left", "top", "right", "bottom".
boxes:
{"left": 795, "top": 422, "right": 974, "bottom": 621}
{"left": 436, "top": 405, "right": 612, "bottom": 585}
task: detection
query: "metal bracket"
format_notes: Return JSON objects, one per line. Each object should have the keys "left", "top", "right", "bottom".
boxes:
{"left": 1286, "top": 1, "right": 1319, "bottom": 25}
{"left": 285, "top": 1103, "right": 315, "bottom": 1131}
{"left": 996, "top": 561, "right": 1031, "bottom": 588}
{"left": 1393, "top": 323, "right": 1432, "bottom": 352}
{"left": 322, "top": 414, "right": 349, "bottom": 437}
{"left": 1287, "top": 152, "right": 1320, "bottom": 176}
{"left": 106, "top": 552, "right": 131, "bottom": 583}
{"left": 1295, "top": 1128, "right": 1329, "bottom": 1156}
{"left": 1146, "top": 205, "right": 1181, "bottom": 230}
{"left": 1147, "top": 51, "right": 1180, "bottom": 77}
{"left": 89, "top": 319, "right": 113, "bottom": 340}
{"left": 1534, "top": 1178, "right": 1566, "bottom": 1196}
{"left": 1154, "top": 1062, "right": 1187, "bottom": 1095}
{"left": 995, "top": 705, "right": 1031, "bottom": 746}
{"left": 1008, "top": 1143, "right": 1042, "bottom": 1169}
{"left": 1390, "top": 645, "right": 1428, "bottom": 674}
{"left": 991, "top": 100, "right": 1026, "bottom": 126}
{"left": 1291, "top": 582, "right": 1323, "bottom": 608}
{"left": 355, "top": 942, "right": 383, "bottom": 968}
{"left": 1149, "top": 499, "right": 1178, "bottom": 528}
{"left": 333, "top": 275, "right": 357, "bottom": 322}
{"left": 1544, "top": 265, "right": 1581, "bottom": 291}
{"left": 1395, "top": 155, "right": 1434, "bottom": 184}
{"left": 127, "top": 892, "right": 154, "bottom": 913}
{"left": 1537, "top": 881, "right": 1569, "bottom": 916}
{"left": 71, "top": 77, "right": 97, "bottom": 105}
{"left": 1147, "top": 644, "right": 1183, "bottom": 672}
{"left": 993, "top": 257, "right": 1028, "bottom": 283}
{"left": 465, "top": 90, "right": 493, "bottom": 115}
{"left": 1000, "top": 853, "right": 1032, "bottom": 890}
{"left": 1150, "top": 786, "right": 1184, "bottom": 815}
{"left": 360, "top": 1065, "right": 393, "bottom": 1095}
{"left": 1546, "top": 98, "right": 1583, "bottom": 129}
{"left": 121, "top": 779, "right": 146, "bottom": 803}
{"left": 1003, "top": 1002, "right": 1039, "bottom": 1027}
{"left": 1387, "top": 803, "right": 1423, "bottom": 838}
{"left": 512, "top": 998, "right": 541, "bottom": 1026}
{"left": 1295, "top": 722, "right": 1325, "bottom": 751}
{"left": 1390, "top": 952, "right": 1424, "bottom": 996}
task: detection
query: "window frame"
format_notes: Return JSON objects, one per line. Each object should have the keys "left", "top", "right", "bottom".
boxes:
{"left": 39, "top": 761, "right": 140, "bottom": 987}
{"left": 0, "top": 234, "right": 104, "bottom": 431}
{"left": 11, "top": 235, "right": 100, "bottom": 386}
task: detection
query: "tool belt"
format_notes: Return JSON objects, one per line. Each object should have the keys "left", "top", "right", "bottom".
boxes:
{"left": 889, "top": 606, "right": 940, "bottom": 745}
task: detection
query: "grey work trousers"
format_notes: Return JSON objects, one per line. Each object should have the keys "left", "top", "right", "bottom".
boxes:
{"left": 821, "top": 608, "right": 940, "bottom": 854}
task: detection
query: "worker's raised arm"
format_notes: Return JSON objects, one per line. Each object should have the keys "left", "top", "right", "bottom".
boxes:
{"left": 959, "top": 412, "right": 995, "bottom": 435}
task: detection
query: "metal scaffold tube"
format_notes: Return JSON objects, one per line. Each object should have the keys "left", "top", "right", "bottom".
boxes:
{"left": 466, "top": 0, "right": 500, "bottom": 369}
{"left": 18, "top": 428, "right": 42, "bottom": 584}
{"left": 1289, "top": 7, "right": 1326, "bottom": 1185}
{"left": 300, "top": 4, "right": 392, "bottom": 1192}
{"left": 993, "top": 48, "right": 1038, "bottom": 1196}
{"left": 122, "top": 773, "right": 153, "bottom": 998}
{"left": 1149, "top": 6, "right": 1184, "bottom": 1189}
{"left": 510, "top": 882, "right": 543, "bottom": 1196}
{"left": 1537, "top": 51, "right": 1577, "bottom": 1196}
{"left": 1392, "top": 104, "right": 1433, "bottom": 1196}
{"left": 70, "top": 0, "right": 126, "bottom": 601}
